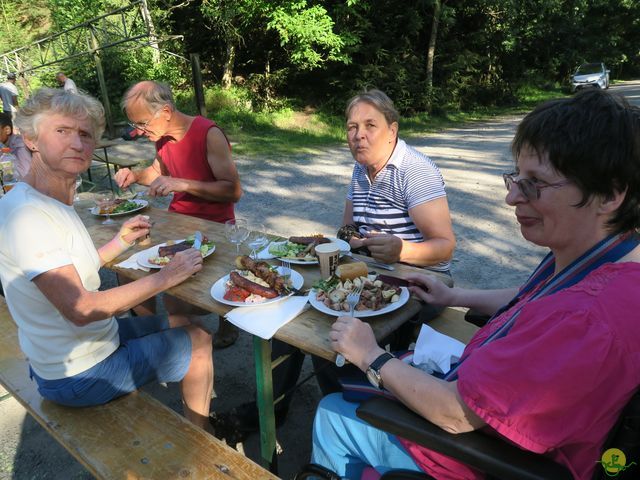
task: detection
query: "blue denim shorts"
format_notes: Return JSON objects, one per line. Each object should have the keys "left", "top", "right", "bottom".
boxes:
{"left": 32, "top": 315, "right": 192, "bottom": 407}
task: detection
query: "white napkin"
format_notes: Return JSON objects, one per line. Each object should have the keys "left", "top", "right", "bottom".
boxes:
{"left": 225, "top": 295, "right": 309, "bottom": 339}
{"left": 412, "top": 324, "right": 465, "bottom": 374}
{"left": 115, "top": 251, "right": 150, "bottom": 272}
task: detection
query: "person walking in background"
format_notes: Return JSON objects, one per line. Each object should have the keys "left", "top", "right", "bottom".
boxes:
{"left": 115, "top": 80, "right": 243, "bottom": 349}
{"left": 0, "top": 73, "right": 19, "bottom": 120}
{"left": 0, "top": 112, "right": 32, "bottom": 178}
{"left": 56, "top": 72, "right": 78, "bottom": 93}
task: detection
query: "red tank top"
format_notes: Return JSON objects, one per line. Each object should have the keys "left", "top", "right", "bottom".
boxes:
{"left": 156, "top": 116, "right": 235, "bottom": 223}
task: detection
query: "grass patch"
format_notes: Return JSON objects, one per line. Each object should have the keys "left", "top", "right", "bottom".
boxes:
{"left": 173, "top": 84, "right": 570, "bottom": 156}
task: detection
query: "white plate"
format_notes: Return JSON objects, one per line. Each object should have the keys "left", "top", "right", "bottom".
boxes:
{"left": 211, "top": 267, "right": 305, "bottom": 307}
{"left": 263, "top": 237, "right": 351, "bottom": 264}
{"left": 308, "top": 286, "right": 410, "bottom": 318}
{"left": 91, "top": 199, "right": 148, "bottom": 217}
{"left": 136, "top": 239, "right": 216, "bottom": 269}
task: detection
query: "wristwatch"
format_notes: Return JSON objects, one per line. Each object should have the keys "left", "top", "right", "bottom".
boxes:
{"left": 365, "top": 352, "right": 395, "bottom": 389}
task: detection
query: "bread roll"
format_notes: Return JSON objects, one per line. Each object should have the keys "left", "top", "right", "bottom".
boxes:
{"left": 335, "top": 262, "right": 368, "bottom": 281}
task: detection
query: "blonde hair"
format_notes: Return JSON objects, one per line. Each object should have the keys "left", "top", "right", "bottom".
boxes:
{"left": 15, "top": 88, "right": 105, "bottom": 140}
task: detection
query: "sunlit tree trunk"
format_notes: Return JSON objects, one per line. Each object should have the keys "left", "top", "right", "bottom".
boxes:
{"left": 222, "top": 40, "right": 236, "bottom": 89}
{"left": 140, "top": 0, "right": 161, "bottom": 64}
{"left": 426, "top": 0, "right": 442, "bottom": 90}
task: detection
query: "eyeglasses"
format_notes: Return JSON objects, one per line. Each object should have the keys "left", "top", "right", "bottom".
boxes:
{"left": 503, "top": 172, "right": 571, "bottom": 201}
{"left": 127, "top": 109, "right": 161, "bottom": 132}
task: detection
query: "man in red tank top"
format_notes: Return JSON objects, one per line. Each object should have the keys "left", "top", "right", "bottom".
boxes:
{"left": 115, "top": 80, "right": 241, "bottom": 222}
{"left": 115, "top": 80, "right": 242, "bottom": 348}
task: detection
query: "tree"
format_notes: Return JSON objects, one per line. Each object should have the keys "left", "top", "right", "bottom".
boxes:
{"left": 425, "top": 0, "right": 443, "bottom": 90}
{"left": 201, "top": 0, "right": 350, "bottom": 90}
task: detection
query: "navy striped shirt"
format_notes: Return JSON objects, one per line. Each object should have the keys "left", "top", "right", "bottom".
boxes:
{"left": 347, "top": 139, "right": 451, "bottom": 272}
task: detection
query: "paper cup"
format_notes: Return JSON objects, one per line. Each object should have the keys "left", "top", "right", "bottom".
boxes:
{"left": 315, "top": 242, "right": 341, "bottom": 279}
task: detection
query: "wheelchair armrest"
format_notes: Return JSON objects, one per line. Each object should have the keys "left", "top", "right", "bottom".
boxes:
{"left": 356, "top": 397, "right": 573, "bottom": 480}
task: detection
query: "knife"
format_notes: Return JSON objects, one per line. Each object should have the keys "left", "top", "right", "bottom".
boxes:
{"left": 192, "top": 231, "right": 203, "bottom": 252}
{"left": 355, "top": 255, "right": 395, "bottom": 271}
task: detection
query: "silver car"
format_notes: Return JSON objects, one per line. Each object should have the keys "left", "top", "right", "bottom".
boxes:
{"left": 571, "top": 62, "right": 610, "bottom": 92}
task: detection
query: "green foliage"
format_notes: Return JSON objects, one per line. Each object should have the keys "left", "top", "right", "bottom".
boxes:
{"left": 2, "top": 0, "right": 640, "bottom": 125}
{"left": 46, "top": 0, "right": 128, "bottom": 31}
{"left": 0, "top": 0, "right": 49, "bottom": 53}
{"left": 267, "top": 2, "right": 349, "bottom": 69}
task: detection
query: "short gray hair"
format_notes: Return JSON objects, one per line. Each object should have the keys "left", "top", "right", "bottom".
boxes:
{"left": 345, "top": 89, "right": 400, "bottom": 126}
{"left": 121, "top": 81, "right": 175, "bottom": 113}
{"left": 15, "top": 88, "right": 105, "bottom": 140}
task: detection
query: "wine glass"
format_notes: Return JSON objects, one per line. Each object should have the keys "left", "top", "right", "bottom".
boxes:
{"left": 74, "top": 176, "right": 83, "bottom": 202}
{"left": 247, "top": 223, "right": 269, "bottom": 259}
{"left": 224, "top": 218, "right": 249, "bottom": 254}
{"left": 94, "top": 190, "right": 115, "bottom": 225}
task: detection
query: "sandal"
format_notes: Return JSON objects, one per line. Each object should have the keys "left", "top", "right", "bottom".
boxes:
{"left": 213, "top": 320, "right": 239, "bottom": 349}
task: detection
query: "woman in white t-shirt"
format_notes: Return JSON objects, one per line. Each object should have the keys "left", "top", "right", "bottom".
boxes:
{"left": 0, "top": 88, "right": 214, "bottom": 432}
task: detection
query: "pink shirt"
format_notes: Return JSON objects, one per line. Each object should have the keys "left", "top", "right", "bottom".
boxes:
{"left": 400, "top": 262, "right": 640, "bottom": 479}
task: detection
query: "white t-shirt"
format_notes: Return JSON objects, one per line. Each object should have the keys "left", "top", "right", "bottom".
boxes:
{"left": 0, "top": 183, "right": 119, "bottom": 379}
{"left": 63, "top": 78, "right": 78, "bottom": 94}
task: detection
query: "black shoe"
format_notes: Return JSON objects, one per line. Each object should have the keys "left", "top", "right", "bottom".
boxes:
{"left": 231, "top": 400, "right": 289, "bottom": 433}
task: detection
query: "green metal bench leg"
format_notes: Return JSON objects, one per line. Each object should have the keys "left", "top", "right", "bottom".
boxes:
{"left": 254, "top": 336, "right": 278, "bottom": 474}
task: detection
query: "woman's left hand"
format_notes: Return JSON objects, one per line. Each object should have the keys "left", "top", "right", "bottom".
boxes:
{"left": 118, "top": 215, "right": 152, "bottom": 246}
{"left": 362, "top": 232, "right": 403, "bottom": 264}
{"left": 330, "top": 316, "right": 385, "bottom": 371}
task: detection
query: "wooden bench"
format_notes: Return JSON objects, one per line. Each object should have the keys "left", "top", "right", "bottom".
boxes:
{"left": 0, "top": 297, "right": 278, "bottom": 480}
{"left": 427, "top": 306, "right": 479, "bottom": 343}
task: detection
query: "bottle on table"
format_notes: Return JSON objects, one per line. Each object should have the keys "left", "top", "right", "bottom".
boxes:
{"left": 0, "top": 147, "right": 19, "bottom": 193}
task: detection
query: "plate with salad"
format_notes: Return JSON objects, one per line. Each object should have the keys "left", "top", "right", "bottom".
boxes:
{"left": 263, "top": 236, "right": 350, "bottom": 264}
{"left": 91, "top": 199, "right": 148, "bottom": 217}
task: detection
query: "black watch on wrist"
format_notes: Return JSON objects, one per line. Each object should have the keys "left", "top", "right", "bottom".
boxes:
{"left": 365, "top": 352, "right": 395, "bottom": 389}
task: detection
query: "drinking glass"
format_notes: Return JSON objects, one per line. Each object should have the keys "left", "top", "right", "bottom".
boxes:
{"left": 74, "top": 176, "right": 83, "bottom": 202}
{"left": 224, "top": 218, "right": 249, "bottom": 254}
{"left": 247, "top": 224, "right": 269, "bottom": 259}
{"left": 1, "top": 161, "right": 16, "bottom": 194}
{"left": 94, "top": 190, "right": 115, "bottom": 225}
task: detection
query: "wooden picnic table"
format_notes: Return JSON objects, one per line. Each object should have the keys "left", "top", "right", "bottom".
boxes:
{"left": 90, "top": 140, "right": 142, "bottom": 192}
{"left": 77, "top": 204, "right": 451, "bottom": 472}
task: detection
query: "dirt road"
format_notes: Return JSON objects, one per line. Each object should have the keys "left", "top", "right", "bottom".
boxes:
{"left": 2, "top": 81, "right": 638, "bottom": 479}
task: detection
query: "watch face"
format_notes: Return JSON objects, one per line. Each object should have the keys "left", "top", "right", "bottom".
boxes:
{"left": 366, "top": 367, "right": 381, "bottom": 388}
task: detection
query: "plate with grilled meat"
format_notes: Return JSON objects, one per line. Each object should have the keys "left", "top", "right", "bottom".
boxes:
{"left": 265, "top": 235, "right": 350, "bottom": 264}
{"left": 136, "top": 236, "right": 216, "bottom": 269}
{"left": 211, "top": 255, "right": 304, "bottom": 306}
{"left": 309, "top": 272, "right": 410, "bottom": 318}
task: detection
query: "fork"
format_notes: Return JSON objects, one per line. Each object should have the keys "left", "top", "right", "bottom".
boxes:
{"left": 281, "top": 259, "right": 291, "bottom": 281}
{"left": 335, "top": 285, "right": 364, "bottom": 367}
{"left": 281, "top": 260, "right": 307, "bottom": 296}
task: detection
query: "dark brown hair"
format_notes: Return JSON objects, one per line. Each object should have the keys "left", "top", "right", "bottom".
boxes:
{"left": 512, "top": 89, "right": 640, "bottom": 233}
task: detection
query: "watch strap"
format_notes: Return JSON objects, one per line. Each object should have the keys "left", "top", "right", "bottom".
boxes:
{"left": 367, "top": 352, "right": 395, "bottom": 389}
{"left": 369, "top": 352, "right": 395, "bottom": 372}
